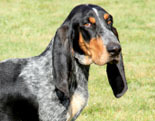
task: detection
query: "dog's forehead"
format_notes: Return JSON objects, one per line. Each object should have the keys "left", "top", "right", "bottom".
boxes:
{"left": 64, "top": 4, "right": 109, "bottom": 24}
{"left": 72, "top": 4, "right": 108, "bottom": 17}
{"left": 88, "top": 4, "right": 107, "bottom": 13}
{"left": 91, "top": 6, "right": 107, "bottom": 15}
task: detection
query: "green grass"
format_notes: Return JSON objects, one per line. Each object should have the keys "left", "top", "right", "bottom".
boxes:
{"left": 0, "top": 0, "right": 155, "bottom": 120}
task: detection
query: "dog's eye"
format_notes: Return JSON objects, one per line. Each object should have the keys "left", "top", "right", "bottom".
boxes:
{"left": 107, "top": 20, "right": 112, "bottom": 25}
{"left": 107, "top": 18, "right": 113, "bottom": 26}
{"left": 84, "top": 23, "right": 92, "bottom": 27}
{"left": 104, "top": 14, "right": 113, "bottom": 26}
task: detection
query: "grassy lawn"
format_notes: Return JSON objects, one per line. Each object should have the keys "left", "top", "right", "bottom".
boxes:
{"left": 0, "top": 0, "right": 155, "bottom": 121}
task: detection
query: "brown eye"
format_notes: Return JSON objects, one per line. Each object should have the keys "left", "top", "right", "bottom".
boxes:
{"left": 84, "top": 23, "right": 92, "bottom": 27}
{"left": 108, "top": 21, "right": 112, "bottom": 24}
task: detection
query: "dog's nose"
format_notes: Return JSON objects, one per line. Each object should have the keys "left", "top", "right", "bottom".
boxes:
{"left": 107, "top": 43, "right": 121, "bottom": 56}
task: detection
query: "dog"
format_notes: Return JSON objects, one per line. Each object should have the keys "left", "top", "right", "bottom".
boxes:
{"left": 0, "top": 4, "right": 128, "bottom": 121}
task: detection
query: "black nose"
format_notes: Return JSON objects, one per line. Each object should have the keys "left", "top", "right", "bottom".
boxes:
{"left": 107, "top": 43, "right": 121, "bottom": 56}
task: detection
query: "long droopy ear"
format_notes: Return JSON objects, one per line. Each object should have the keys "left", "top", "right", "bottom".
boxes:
{"left": 53, "top": 25, "right": 71, "bottom": 97}
{"left": 106, "top": 27, "right": 128, "bottom": 98}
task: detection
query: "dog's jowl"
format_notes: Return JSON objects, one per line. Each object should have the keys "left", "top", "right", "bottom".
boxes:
{"left": 0, "top": 4, "right": 127, "bottom": 121}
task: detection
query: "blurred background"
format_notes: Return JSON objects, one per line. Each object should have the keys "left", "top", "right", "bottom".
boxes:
{"left": 0, "top": 0, "right": 154, "bottom": 120}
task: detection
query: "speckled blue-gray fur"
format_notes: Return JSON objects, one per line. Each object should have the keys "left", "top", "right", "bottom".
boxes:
{"left": 0, "top": 4, "right": 128, "bottom": 121}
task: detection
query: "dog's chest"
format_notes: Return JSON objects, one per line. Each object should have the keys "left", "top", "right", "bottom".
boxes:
{"left": 21, "top": 54, "right": 89, "bottom": 121}
{"left": 67, "top": 91, "right": 88, "bottom": 121}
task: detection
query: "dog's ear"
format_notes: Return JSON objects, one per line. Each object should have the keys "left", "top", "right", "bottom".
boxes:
{"left": 106, "top": 27, "right": 128, "bottom": 98}
{"left": 53, "top": 25, "right": 72, "bottom": 97}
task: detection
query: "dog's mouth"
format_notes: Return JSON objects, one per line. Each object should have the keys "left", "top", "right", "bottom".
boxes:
{"left": 74, "top": 53, "right": 120, "bottom": 66}
{"left": 108, "top": 55, "right": 120, "bottom": 64}
{"left": 109, "top": 59, "right": 119, "bottom": 64}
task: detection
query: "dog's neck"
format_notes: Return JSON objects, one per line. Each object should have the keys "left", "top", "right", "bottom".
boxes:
{"left": 20, "top": 38, "right": 90, "bottom": 120}
{"left": 39, "top": 38, "right": 90, "bottom": 95}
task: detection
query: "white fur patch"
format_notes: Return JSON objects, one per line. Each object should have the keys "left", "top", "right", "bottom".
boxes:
{"left": 92, "top": 8, "right": 117, "bottom": 45}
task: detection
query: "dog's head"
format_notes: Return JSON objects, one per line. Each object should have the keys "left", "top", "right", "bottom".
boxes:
{"left": 53, "top": 4, "right": 128, "bottom": 98}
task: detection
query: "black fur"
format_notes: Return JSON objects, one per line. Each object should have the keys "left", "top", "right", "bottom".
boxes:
{"left": 0, "top": 4, "right": 127, "bottom": 121}
{"left": 0, "top": 60, "right": 39, "bottom": 121}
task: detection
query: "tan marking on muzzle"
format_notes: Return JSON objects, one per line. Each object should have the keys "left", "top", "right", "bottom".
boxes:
{"left": 78, "top": 32, "right": 110, "bottom": 65}
{"left": 89, "top": 17, "right": 96, "bottom": 24}
{"left": 89, "top": 37, "right": 109, "bottom": 65}
{"left": 79, "top": 32, "right": 91, "bottom": 56}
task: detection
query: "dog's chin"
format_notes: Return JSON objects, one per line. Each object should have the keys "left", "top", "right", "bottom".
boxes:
{"left": 108, "top": 56, "right": 120, "bottom": 64}
{"left": 94, "top": 56, "right": 120, "bottom": 66}
{"left": 93, "top": 61, "right": 107, "bottom": 66}
{"left": 75, "top": 53, "right": 120, "bottom": 66}
{"left": 109, "top": 59, "right": 119, "bottom": 64}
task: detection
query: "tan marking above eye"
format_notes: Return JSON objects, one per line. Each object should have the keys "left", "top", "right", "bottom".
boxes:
{"left": 78, "top": 32, "right": 110, "bottom": 65}
{"left": 104, "top": 13, "right": 109, "bottom": 20}
{"left": 89, "top": 17, "right": 96, "bottom": 24}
